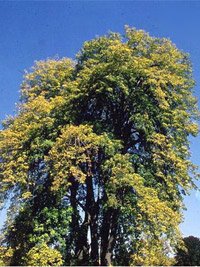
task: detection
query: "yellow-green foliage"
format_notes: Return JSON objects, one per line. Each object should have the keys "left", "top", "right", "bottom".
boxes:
{"left": 24, "top": 243, "right": 63, "bottom": 266}
{"left": 47, "top": 124, "right": 122, "bottom": 190}
{"left": 0, "top": 26, "right": 198, "bottom": 265}
{"left": 131, "top": 237, "right": 176, "bottom": 266}
{"left": 0, "top": 246, "right": 13, "bottom": 266}
{"left": 21, "top": 58, "right": 74, "bottom": 100}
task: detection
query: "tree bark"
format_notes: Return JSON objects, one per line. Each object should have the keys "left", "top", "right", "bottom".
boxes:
{"left": 86, "top": 173, "right": 100, "bottom": 265}
{"left": 100, "top": 208, "right": 119, "bottom": 266}
{"left": 90, "top": 201, "right": 100, "bottom": 265}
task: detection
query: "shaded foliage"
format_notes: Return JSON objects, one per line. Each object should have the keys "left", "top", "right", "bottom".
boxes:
{"left": 175, "top": 236, "right": 200, "bottom": 266}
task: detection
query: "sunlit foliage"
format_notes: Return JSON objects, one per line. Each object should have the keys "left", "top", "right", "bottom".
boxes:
{"left": 24, "top": 242, "right": 63, "bottom": 266}
{"left": 0, "top": 26, "right": 198, "bottom": 266}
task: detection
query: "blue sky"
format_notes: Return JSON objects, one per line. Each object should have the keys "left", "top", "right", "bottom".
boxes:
{"left": 0, "top": 1, "right": 200, "bottom": 237}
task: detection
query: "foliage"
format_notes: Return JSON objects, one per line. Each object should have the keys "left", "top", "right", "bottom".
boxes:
{"left": 131, "top": 237, "right": 176, "bottom": 266}
{"left": 23, "top": 242, "right": 63, "bottom": 266}
{"left": 175, "top": 236, "right": 200, "bottom": 266}
{"left": 0, "top": 246, "right": 13, "bottom": 266}
{"left": 0, "top": 26, "right": 198, "bottom": 266}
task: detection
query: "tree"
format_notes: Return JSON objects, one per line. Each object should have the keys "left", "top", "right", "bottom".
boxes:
{"left": 175, "top": 236, "right": 200, "bottom": 266}
{"left": 0, "top": 26, "right": 198, "bottom": 266}
{"left": 23, "top": 242, "right": 63, "bottom": 266}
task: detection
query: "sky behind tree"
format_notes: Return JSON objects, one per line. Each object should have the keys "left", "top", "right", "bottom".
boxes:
{"left": 0, "top": 1, "right": 200, "bottom": 237}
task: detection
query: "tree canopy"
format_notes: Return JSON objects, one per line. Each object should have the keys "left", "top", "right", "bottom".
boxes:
{"left": 175, "top": 236, "right": 200, "bottom": 266}
{"left": 0, "top": 26, "right": 199, "bottom": 266}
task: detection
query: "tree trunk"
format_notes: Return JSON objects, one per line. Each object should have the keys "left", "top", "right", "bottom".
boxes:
{"left": 86, "top": 173, "right": 100, "bottom": 265}
{"left": 69, "top": 178, "right": 89, "bottom": 265}
{"left": 76, "top": 212, "right": 90, "bottom": 265}
{"left": 100, "top": 208, "right": 119, "bottom": 266}
{"left": 90, "top": 201, "right": 100, "bottom": 265}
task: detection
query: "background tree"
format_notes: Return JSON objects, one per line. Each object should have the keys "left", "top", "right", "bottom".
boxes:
{"left": 0, "top": 26, "right": 198, "bottom": 266}
{"left": 175, "top": 236, "right": 200, "bottom": 266}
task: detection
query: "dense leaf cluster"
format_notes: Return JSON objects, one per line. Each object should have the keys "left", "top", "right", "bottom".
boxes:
{"left": 0, "top": 27, "right": 198, "bottom": 265}
{"left": 175, "top": 236, "right": 200, "bottom": 266}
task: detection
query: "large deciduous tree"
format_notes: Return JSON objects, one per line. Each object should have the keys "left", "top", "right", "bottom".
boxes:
{"left": 0, "top": 27, "right": 198, "bottom": 266}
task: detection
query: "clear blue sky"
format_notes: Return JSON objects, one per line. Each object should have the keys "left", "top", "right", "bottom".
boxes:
{"left": 0, "top": 1, "right": 200, "bottom": 237}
